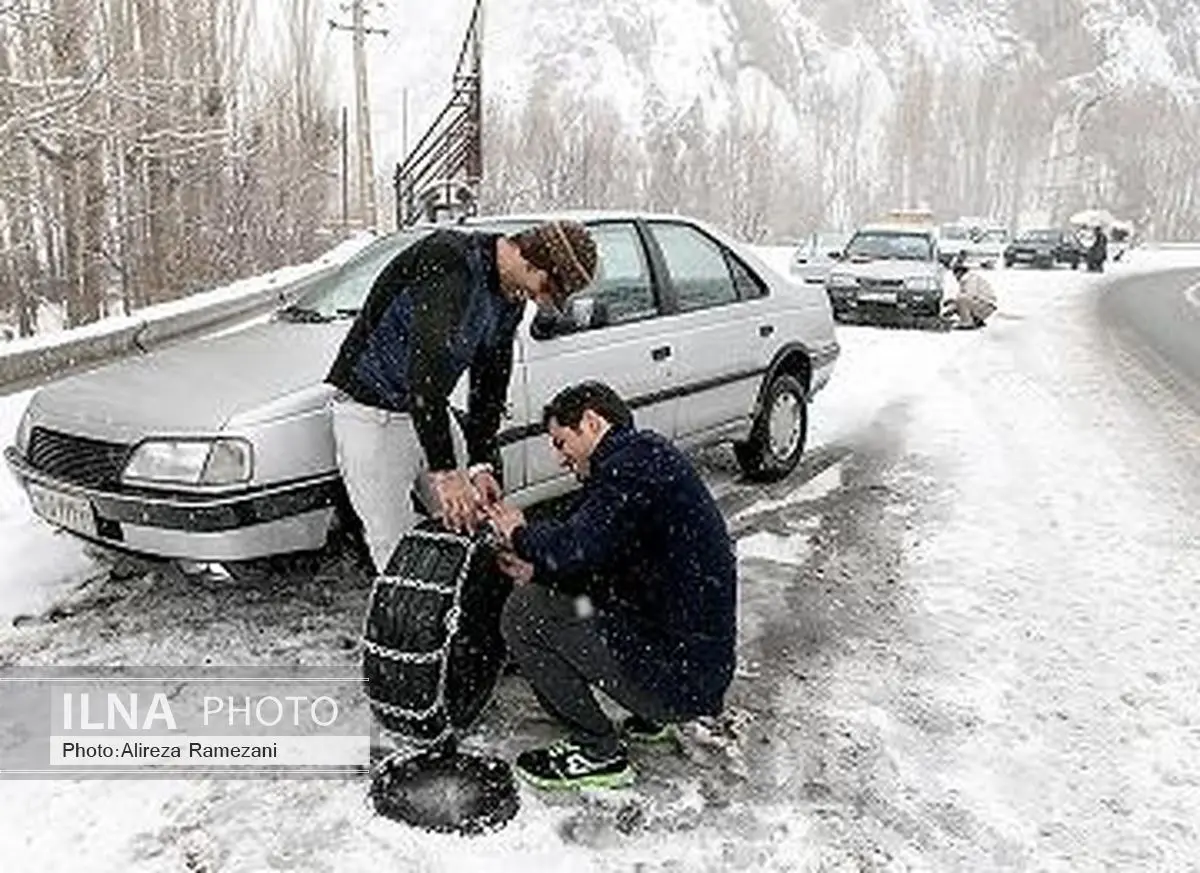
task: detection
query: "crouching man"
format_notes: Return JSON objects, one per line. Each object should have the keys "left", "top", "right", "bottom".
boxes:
{"left": 951, "top": 253, "right": 998, "bottom": 329}
{"left": 484, "top": 381, "right": 737, "bottom": 789}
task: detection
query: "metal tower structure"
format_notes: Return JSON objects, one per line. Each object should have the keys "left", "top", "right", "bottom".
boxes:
{"left": 393, "top": 0, "right": 483, "bottom": 227}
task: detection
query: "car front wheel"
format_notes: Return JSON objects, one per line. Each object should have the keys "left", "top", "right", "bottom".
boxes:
{"left": 734, "top": 373, "right": 808, "bottom": 482}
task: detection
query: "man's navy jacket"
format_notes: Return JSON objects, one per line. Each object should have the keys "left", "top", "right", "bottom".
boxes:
{"left": 325, "top": 230, "right": 524, "bottom": 472}
{"left": 513, "top": 424, "right": 738, "bottom": 716}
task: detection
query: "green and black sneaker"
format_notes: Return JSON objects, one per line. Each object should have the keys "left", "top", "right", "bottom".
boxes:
{"left": 514, "top": 740, "right": 634, "bottom": 790}
{"left": 621, "top": 715, "right": 678, "bottom": 745}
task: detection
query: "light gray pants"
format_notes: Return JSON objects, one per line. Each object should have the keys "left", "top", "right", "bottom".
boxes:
{"left": 330, "top": 396, "right": 428, "bottom": 574}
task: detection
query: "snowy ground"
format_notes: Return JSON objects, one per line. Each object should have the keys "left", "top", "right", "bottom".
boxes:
{"left": 2, "top": 249, "right": 1200, "bottom": 870}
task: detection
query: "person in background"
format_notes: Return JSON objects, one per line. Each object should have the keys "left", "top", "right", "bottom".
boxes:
{"left": 485, "top": 381, "right": 738, "bottom": 789}
{"left": 950, "top": 252, "right": 998, "bottom": 330}
{"left": 325, "top": 221, "right": 598, "bottom": 572}
{"left": 1086, "top": 225, "right": 1109, "bottom": 273}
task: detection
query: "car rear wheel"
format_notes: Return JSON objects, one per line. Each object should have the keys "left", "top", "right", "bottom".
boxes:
{"left": 734, "top": 373, "right": 808, "bottom": 482}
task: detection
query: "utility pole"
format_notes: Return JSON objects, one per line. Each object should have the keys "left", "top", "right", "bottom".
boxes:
{"left": 330, "top": 1, "right": 388, "bottom": 230}
{"left": 341, "top": 106, "right": 350, "bottom": 232}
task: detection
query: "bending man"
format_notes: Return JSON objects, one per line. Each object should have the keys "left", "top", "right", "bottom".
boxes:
{"left": 325, "top": 221, "right": 598, "bottom": 572}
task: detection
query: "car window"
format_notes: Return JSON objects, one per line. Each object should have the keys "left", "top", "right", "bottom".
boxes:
{"left": 572, "top": 223, "right": 657, "bottom": 327}
{"left": 648, "top": 223, "right": 739, "bottom": 313}
{"left": 727, "top": 254, "right": 767, "bottom": 300}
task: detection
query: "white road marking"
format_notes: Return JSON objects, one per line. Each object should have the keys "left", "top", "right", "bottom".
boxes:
{"left": 1185, "top": 281, "right": 1200, "bottom": 310}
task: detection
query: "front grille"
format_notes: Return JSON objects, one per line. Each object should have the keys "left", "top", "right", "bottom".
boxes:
{"left": 26, "top": 427, "right": 133, "bottom": 490}
{"left": 860, "top": 278, "right": 904, "bottom": 290}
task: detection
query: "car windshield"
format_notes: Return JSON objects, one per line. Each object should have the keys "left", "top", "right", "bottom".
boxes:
{"left": 1016, "top": 229, "right": 1057, "bottom": 243}
{"left": 982, "top": 228, "right": 1009, "bottom": 243}
{"left": 940, "top": 225, "right": 969, "bottom": 240}
{"left": 845, "top": 231, "right": 933, "bottom": 262}
{"left": 280, "top": 231, "right": 429, "bottom": 320}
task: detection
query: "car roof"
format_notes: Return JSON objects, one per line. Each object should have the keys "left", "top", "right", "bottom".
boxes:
{"left": 855, "top": 223, "right": 936, "bottom": 236}
{"left": 462, "top": 209, "right": 701, "bottom": 225}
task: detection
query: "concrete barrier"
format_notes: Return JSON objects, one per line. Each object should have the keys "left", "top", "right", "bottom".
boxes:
{"left": 0, "top": 236, "right": 373, "bottom": 390}
{"left": 0, "top": 318, "right": 145, "bottom": 387}
{"left": 131, "top": 269, "right": 328, "bottom": 349}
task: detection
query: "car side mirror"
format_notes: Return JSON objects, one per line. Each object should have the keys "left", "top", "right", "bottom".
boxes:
{"left": 530, "top": 308, "right": 568, "bottom": 340}
{"left": 571, "top": 297, "right": 611, "bottom": 329}
{"left": 568, "top": 297, "right": 596, "bottom": 330}
{"left": 829, "top": 251, "right": 844, "bottom": 262}
{"left": 530, "top": 298, "right": 607, "bottom": 339}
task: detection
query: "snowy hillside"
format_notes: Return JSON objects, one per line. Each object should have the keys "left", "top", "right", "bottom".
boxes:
{"left": 362, "top": 0, "right": 1200, "bottom": 238}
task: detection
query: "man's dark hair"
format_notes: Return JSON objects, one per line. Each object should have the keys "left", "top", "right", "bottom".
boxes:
{"left": 542, "top": 381, "right": 633, "bottom": 430}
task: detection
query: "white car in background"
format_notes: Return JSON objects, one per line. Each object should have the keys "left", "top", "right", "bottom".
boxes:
{"left": 939, "top": 223, "right": 972, "bottom": 263}
{"left": 825, "top": 222, "right": 958, "bottom": 326}
{"left": 790, "top": 231, "right": 850, "bottom": 286}
{"left": 941, "top": 221, "right": 1008, "bottom": 269}
{"left": 964, "top": 224, "right": 1009, "bottom": 269}
{"left": 6, "top": 211, "right": 840, "bottom": 575}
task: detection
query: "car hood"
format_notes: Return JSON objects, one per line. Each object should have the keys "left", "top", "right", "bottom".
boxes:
{"left": 837, "top": 259, "right": 938, "bottom": 280}
{"left": 25, "top": 320, "right": 350, "bottom": 444}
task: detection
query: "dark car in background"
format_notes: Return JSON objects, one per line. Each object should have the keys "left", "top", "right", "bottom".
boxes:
{"left": 1004, "top": 228, "right": 1083, "bottom": 269}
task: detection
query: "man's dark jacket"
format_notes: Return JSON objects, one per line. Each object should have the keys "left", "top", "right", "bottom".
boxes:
{"left": 326, "top": 230, "right": 524, "bottom": 472}
{"left": 512, "top": 425, "right": 738, "bottom": 716}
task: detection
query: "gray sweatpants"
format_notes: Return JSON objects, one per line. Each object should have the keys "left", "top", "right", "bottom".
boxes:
{"left": 329, "top": 395, "right": 427, "bottom": 574}
{"left": 501, "top": 583, "right": 676, "bottom": 756}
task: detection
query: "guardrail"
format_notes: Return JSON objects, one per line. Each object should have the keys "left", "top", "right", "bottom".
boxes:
{"left": 0, "top": 236, "right": 374, "bottom": 391}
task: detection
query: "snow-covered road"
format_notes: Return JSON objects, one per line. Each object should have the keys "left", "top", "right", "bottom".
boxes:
{"left": 2, "top": 251, "right": 1200, "bottom": 871}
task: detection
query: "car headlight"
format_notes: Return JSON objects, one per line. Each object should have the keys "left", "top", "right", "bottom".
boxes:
{"left": 827, "top": 273, "right": 857, "bottom": 289}
{"left": 14, "top": 406, "right": 33, "bottom": 454}
{"left": 904, "top": 276, "right": 938, "bottom": 292}
{"left": 123, "top": 438, "right": 253, "bottom": 487}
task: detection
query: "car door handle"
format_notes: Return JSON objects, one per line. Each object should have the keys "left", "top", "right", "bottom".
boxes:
{"left": 759, "top": 324, "right": 775, "bottom": 338}
{"left": 651, "top": 345, "right": 672, "bottom": 361}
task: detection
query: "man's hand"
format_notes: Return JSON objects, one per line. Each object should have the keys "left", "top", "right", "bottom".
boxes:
{"left": 495, "top": 549, "right": 534, "bottom": 586}
{"left": 429, "top": 469, "right": 480, "bottom": 533}
{"left": 470, "top": 468, "right": 503, "bottom": 507}
{"left": 483, "top": 501, "right": 526, "bottom": 547}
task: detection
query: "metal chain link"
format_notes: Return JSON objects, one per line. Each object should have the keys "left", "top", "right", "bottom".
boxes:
{"left": 362, "top": 529, "right": 482, "bottom": 743}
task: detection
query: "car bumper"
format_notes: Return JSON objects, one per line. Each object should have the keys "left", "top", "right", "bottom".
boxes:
{"left": 1006, "top": 250, "right": 1053, "bottom": 264}
{"left": 829, "top": 290, "right": 943, "bottom": 319}
{"left": 4, "top": 445, "right": 340, "bottom": 561}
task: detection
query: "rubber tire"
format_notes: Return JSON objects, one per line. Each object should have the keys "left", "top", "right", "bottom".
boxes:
{"left": 734, "top": 373, "right": 808, "bottom": 482}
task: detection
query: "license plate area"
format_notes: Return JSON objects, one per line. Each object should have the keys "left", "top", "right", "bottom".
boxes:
{"left": 27, "top": 482, "right": 98, "bottom": 538}
{"left": 859, "top": 291, "right": 898, "bottom": 304}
